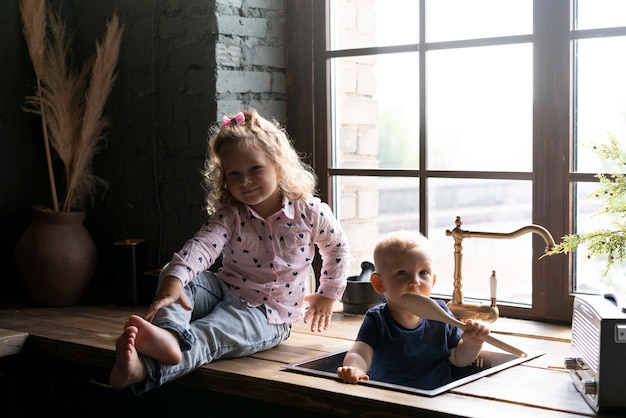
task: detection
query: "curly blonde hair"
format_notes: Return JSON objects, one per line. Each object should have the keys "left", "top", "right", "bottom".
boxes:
{"left": 202, "top": 109, "right": 317, "bottom": 213}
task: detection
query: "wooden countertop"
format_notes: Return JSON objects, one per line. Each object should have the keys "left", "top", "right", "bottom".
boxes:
{"left": 0, "top": 302, "right": 602, "bottom": 417}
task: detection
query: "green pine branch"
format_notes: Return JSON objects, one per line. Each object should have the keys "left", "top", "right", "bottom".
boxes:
{"left": 545, "top": 134, "right": 626, "bottom": 276}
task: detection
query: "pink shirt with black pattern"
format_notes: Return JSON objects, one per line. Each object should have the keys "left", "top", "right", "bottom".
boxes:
{"left": 160, "top": 196, "right": 350, "bottom": 324}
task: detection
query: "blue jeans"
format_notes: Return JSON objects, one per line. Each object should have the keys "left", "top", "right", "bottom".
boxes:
{"left": 131, "top": 271, "right": 292, "bottom": 395}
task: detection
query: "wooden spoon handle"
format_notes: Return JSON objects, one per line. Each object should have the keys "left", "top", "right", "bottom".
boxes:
{"left": 479, "top": 333, "right": 527, "bottom": 358}
{"left": 444, "top": 315, "right": 527, "bottom": 358}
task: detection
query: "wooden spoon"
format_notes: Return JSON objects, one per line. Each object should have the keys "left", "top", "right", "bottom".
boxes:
{"left": 401, "top": 294, "right": 527, "bottom": 358}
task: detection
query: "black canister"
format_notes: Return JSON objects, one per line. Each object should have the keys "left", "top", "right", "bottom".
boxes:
{"left": 113, "top": 239, "right": 147, "bottom": 306}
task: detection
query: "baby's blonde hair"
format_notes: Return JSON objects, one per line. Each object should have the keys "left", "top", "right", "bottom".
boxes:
{"left": 373, "top": 230, "right": 431, "bottom": 269}
{"left": 202, "top": 109, "right": 317, "bottom": 213}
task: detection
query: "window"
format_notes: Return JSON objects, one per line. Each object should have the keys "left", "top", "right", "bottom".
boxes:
{"left": 572, "top": 0, "right": 626, "bottom": 298}
{"left": 285, "top": 0, "right": 626, "bottom": 322}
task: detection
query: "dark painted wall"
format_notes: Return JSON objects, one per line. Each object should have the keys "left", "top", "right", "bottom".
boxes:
{"left": 1, "top": 0, "right": 218, "bottom": 303}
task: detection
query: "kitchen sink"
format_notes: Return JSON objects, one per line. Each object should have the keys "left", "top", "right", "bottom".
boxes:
{"left": 283, "top": 349, "right": 543, "bottom": 396}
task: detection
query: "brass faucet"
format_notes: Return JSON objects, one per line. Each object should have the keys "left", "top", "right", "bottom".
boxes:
{"left": 445, "top": 216, "right": 556, "bottom": 323}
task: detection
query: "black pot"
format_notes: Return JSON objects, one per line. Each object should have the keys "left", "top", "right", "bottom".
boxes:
{"left": 341, "top": 277, "right": 385, "bottom": 314}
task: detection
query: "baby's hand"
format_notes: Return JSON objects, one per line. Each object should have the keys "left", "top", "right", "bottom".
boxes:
{"left": 337, "top": 366, "right": 369, "bottom": 384}
{"left": 462, "top": 318, "right": 490, "bottom": 345}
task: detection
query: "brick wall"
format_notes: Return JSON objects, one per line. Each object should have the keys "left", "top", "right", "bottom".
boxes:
{"left": 334, "top": 0, "right": 380, "bottom": 271}
{"left": 0, "top": 0, "right": 286, "bottom": 303}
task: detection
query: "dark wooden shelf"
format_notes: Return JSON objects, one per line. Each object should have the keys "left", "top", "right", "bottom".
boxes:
{"left": 0, "top": 303, "right": 601, "bottom": 417}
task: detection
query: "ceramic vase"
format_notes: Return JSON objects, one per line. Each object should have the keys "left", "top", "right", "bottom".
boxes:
{"left": 14, "top": 205, "right": 98, "bottom": 306}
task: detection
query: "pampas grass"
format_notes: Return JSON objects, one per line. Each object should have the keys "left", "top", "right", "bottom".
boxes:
{"left": 20, "top": 0, "right": 123, "bottom": 212}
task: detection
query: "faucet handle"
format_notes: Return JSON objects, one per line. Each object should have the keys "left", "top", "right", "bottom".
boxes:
{"left": 490, "top": 270, "right": 497, "bottom": 307}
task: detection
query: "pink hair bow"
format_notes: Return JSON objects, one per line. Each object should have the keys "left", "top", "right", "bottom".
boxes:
{"left": 223, "top": 112, "right": 245, "bottom": 126}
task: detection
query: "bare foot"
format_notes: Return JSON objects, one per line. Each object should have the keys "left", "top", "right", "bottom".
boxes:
{"left": 109, "top": 325, "right": 146, "bottom": 389}
{"left": 127, "top": 315, "right": 182, "bottom": 365}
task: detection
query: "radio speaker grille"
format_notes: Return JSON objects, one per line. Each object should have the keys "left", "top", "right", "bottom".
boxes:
{"left": 572, "top": 307, "right": 599, "bottom": 372}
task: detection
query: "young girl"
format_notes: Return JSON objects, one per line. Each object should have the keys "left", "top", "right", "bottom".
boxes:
{"left": 110, "top": 109, "right": 350, "bottom": 394}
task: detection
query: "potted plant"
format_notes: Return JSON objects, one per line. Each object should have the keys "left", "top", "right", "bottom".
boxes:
{"left": 14, "top": 0, "right": 123, "bottom": 306}
{"left": 545, "top": 134, "right": 626, "bottom": 290}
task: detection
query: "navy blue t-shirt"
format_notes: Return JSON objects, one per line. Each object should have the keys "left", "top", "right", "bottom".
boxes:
{"left": 356, "top": 300, "right": 462, "bottom": 390}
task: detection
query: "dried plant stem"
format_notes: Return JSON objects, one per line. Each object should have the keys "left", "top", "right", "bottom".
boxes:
{"left": 36, "top": 77, "right": 60, "bottom": 211}
{"left": 20, "top": 0, "right": 59, "bottom": 211}
{"left": 63, "top": 14, "right": 122, "bottom": 212}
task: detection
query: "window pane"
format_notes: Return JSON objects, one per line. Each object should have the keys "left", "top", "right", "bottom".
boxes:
{"left": 426, "top": 44, "right": 532, "bottom": 171}
{"left": 425, "top": 0, "right": 532, "bottom": 42}
{"left": 336, "top": 176, "right": 420, "bottom": 276}
{"left": 331, "top": 0, "right": 419, "bottom": 50}
{"left": 574, "top": 37, "right": 626, "bottom": 173}
{"left": 332, "top": 53, "right": 420, "bottom": 169}
{"left": 428, "top": 179, "right": 533, "bottom": 305}
{"left": 574, "top": 182, "right": 626, "bottom": 295}
{"left": 576, "top": 0, "right": 626, "bottom": 30}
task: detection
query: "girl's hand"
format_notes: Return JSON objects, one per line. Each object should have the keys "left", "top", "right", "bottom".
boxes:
{"left": 143, "top": 275, "right": 192, "bottom": 321}
{"left": 303, "top": 293, "right": 335, "bottom": 332}
{"left": 337, "top": 366, "right": 369, "bottom": 384}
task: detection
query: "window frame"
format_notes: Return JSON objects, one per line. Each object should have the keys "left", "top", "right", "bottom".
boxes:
{"left": 286, "top": 0, "right": 578, "bottom": 323}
